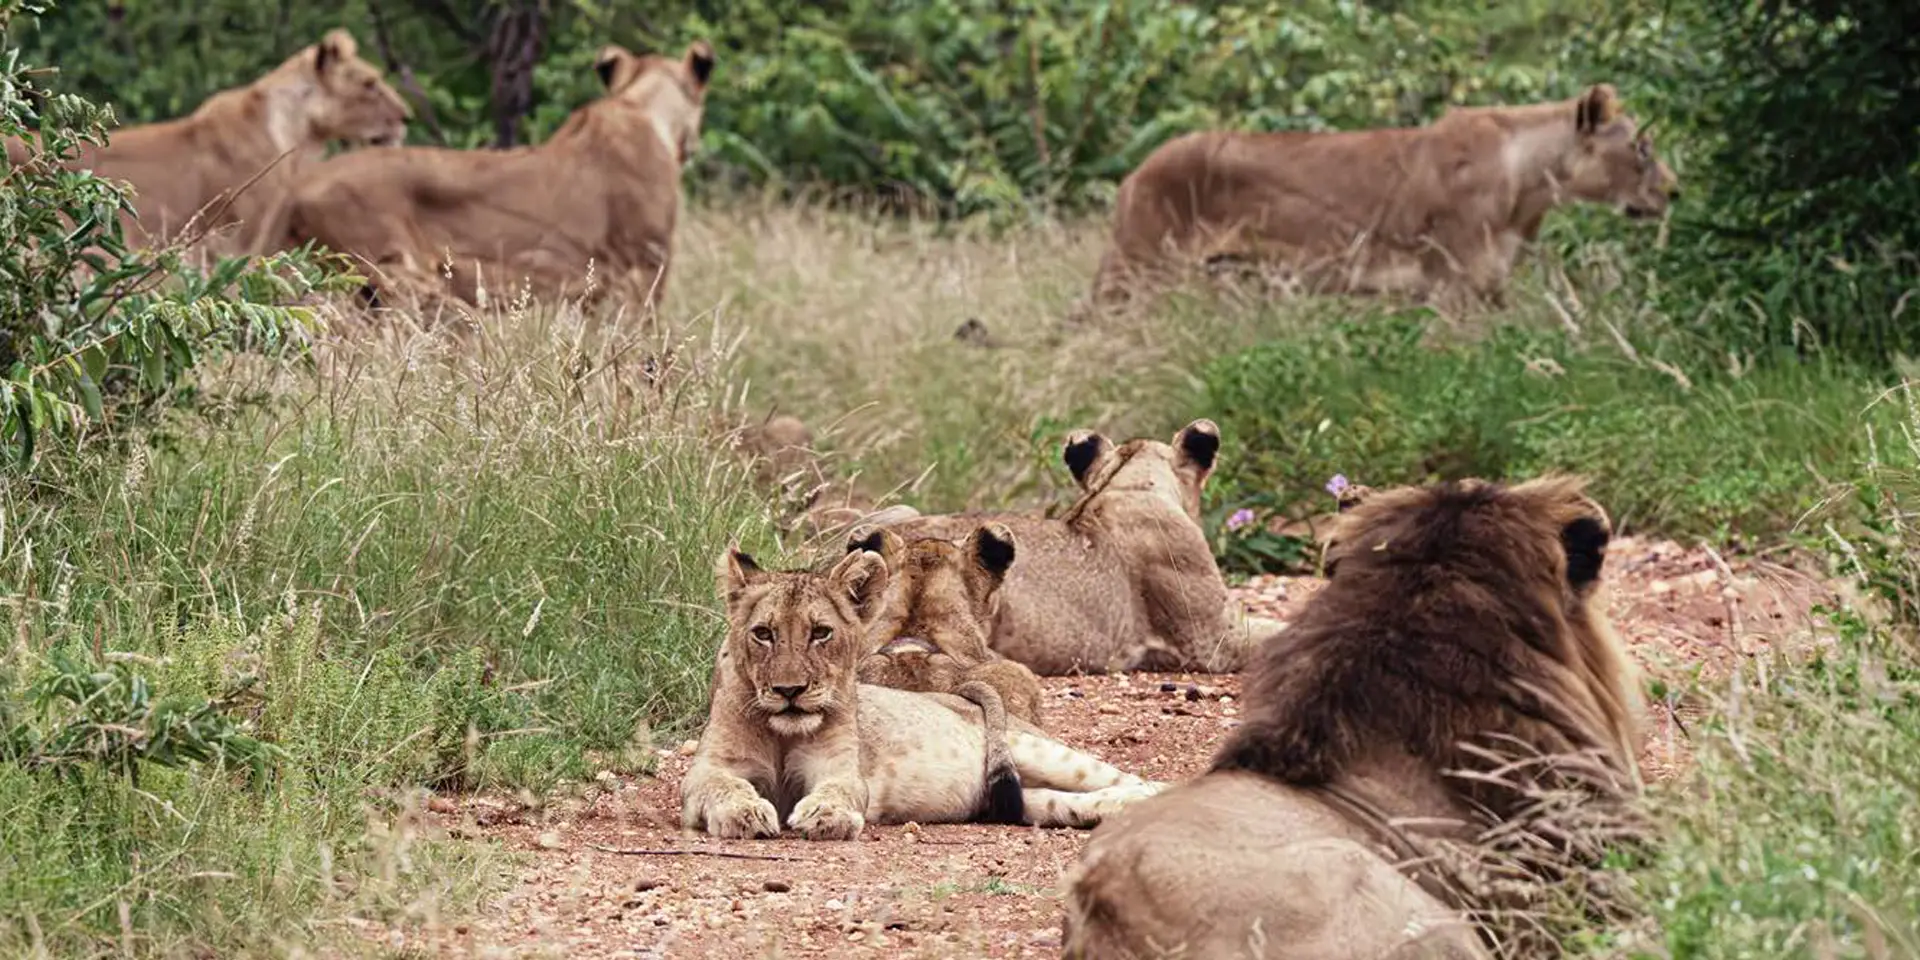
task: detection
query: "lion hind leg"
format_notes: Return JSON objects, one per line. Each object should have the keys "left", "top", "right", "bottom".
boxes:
{"left": 1005, "top": 730, "right": 1155, "bottom": 792}
{"left": 1022, "top": 782, "right": 1169, "bottom": 829}
{"left": 954, "top": 679, "right": 1025, "bottom": 824}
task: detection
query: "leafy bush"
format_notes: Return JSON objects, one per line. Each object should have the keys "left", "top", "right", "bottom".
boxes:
{"left": 1618, "top": 0, "right": 1920, "bottom": 365}
{"left": 1, "top": 0, "right": 345, "bottom": 464}
{"left": 1197, "top": 309, "right": 1893, "bottom": 545}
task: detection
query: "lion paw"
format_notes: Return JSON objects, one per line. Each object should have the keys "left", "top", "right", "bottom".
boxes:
{"left": 704, "top": 794, "right": 781, "bottom": 840}
{"left": 787, "top": 794, "right": 866, "bottom": 841}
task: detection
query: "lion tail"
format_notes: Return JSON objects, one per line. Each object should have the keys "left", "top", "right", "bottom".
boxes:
{"left": 957, "top": 679, "right": 1027, "bottom": 824}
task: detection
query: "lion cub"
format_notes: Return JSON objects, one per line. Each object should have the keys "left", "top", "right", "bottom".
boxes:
{"left": 679, "top": 546, "right": 1166, "bottom": 841}
{"left": 846, "top": 522, "right": 1046, "bottom": 727}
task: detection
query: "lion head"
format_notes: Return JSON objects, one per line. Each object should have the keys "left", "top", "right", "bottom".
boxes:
{"left": 1561, "top": 83, "right": 1678, "bottom": 221}
{"left": 840, "top": 522, "right": 1045, "bottom": 724}
{"left": 592, "top": 40, "right": 715, "bottom": 165}
{"left": 716, "top": 546, "right": 889, "bottom": 738}
{"left": 301, "top": 29, "right": 411, "bottom": 148}
{"left": 1216, "top": 474, "right": 1644, "bottom": 813}
{"left": 1060, "top": 418, "right": 1220, "bottom": 525}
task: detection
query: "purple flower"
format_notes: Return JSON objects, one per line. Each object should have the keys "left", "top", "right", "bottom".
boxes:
{"left": 1226, "top": 507, "right": 1256, "bottom": 532}
{"left": 1325, "top": 474, "right": 1351, "bottom": 497}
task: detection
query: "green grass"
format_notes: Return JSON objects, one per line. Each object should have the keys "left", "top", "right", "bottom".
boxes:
{"left": 1, "top": 296, "right": 789, "bottom": 955}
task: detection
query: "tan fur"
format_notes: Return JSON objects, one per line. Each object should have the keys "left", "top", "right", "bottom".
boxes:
{"left": 845, "top": 523, "right": 1046, "bottom": 727}
{"left": 5, "top": 29, "right": 410, "bottom": 256}
{"left": 875, "top": 419, "right": 1284, "bottom": 675}
{"left": 270, "top": 41, "right": 714, "bottom": 314}
{"left": 679, "top": 547, "right": 1167, "bottom": 840}
{"left": 1089, "top": 83, "right": 1680, "bottom": 312}
{"left": 1059, "top": 476, "right": 1645, "bottom": 959}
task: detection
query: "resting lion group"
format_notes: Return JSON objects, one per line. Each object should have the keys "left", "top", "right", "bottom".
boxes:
{"left": 19, "top": 30, "right": 1688, "bottom": 956}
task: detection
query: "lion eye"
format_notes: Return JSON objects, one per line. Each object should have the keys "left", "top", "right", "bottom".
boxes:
{"left": 749, "top": 625, "right": 774, "bottom": 645}
{"left": 809, "top": 624, "right": 834, "bottom": 643}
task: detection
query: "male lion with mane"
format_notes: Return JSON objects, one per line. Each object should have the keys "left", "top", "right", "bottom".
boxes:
{"left": 679, "top": 546, "right": 1166, "bottom": 841}
{"left": 871, "top": 419, "right": 1283, "bottom": 675}
{"left": 4, "top": 29, "right": 410, "bottom": 257}
{"left": 1059, "top": 476, "right": 1646, "bottom": 960}
{"left": 844, "top": 522, "right": 1047, "bottom": 727}
{"left": 1088, "top": 83, "right": 1678, "bottom": 313}
{"left": 271, "top": 41, "right": 713, "bottom": 314}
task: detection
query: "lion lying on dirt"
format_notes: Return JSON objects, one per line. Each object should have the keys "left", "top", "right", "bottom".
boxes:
{"left": 873, "top": 419, "right": 1284, "bottom": 675}
{"left": 1059, "top": 476, "right": 1646, "bottom": 959}
{"left": 844, "top": 522, "right": 1047, "bottom": 727}
{"left": 4, "top": 28, "right": 409, "bottom": 257}
{"left": 1088, "top": 83, "right": 1679, "bottom": 313}
{"left": 679, "top": 546, "right": 1165, "bottom": 840}
{"left": 271, "top": 41, "right": 713, "bottom": 313}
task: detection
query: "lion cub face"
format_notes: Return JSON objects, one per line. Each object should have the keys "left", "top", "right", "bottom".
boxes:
{"left": 305, "top": 29, "right": 411, "bottom": 147}
{"left": 593, "top": 41, "right": 716, "bottom": 165}
{"left": 1562, "top": 83, "right": 1678, "bottom": 221}
{"left": 716, "top": 547, "right": 888, "bottom": 737}
{"left": 1061, "top": 418, "right": 1221, "bottom": 523}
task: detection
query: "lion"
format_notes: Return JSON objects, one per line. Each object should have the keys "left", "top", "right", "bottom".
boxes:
{"left": 1058, "top": 476, "right": 1647, "bottom": 960}
{"left": 1088, "top": 83, "right": 1679, "bottom": 313}
{"left": 870, "top": 419, "right": 1284, "bottom": 676}
{"left": 678, "top": 545, "right": 1168, "bottom": 840}
{"left": 5, "top": 29, "right": 410, "bottom": 257}
{"left": 844, "top": 522, "right": 1047, "bottom": 727}
{"left": 270, "top": 41, "right": 713, "bottom": 315}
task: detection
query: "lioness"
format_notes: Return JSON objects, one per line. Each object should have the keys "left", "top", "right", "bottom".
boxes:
{"left": 1089, "top": 83, "right": 1679, "bottom": 312}
{"left": 272, "top": 41, "right": 713, "bottom": 314}
{"left": 873, "top": 419, "right": 1283, "bottom": 675}
{"left": 1059, "top": 476, "right": 1646, "bottom": 960}
{"left": 679, "top": 546, "right": 1166, "bottom": 840}
{"left": 5, "top": 29, "right": 410, "bottom": 256}
{"left": 845, "top": 522, "right": 1047, "bottom": 727}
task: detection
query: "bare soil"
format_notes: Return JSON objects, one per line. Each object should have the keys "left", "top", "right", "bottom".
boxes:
{"left": 389, "top": 535, "right": 1841, "bottom": 959}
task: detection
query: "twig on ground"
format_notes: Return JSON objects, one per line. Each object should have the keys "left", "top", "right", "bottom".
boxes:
{"left": 585, "top": 842, "right": 814, "bottom": 863}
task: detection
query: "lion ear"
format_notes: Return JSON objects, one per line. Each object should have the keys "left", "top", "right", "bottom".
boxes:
{"left": 686, "top": 40, "right": 716, "bottom": 87}
{"left": 1576, "top": 83, "right": 1621, "bottom": 135}
{"left": 844, "top": 524, "right": 901, "bottom": 566}
{"left": 716, "top": 546, "right": 760, "bottom": 604}
{"left": 1175, "top": 419, "right": 1221, "bottom": 476}
{"left": 968, "top": 523, "right": 1018, "bottom": 581}
{"left": 593, "top": 45, "right": 630, "bottom": 91}
{"left": 1062, "top": 430, "right": 1109, "bottom": 486}
{"left": 315, "top": 28, "right": 356, "bottom": 75}
{"left": 829, "top": 549, "right": 890, "bottom": 622}
{"left": 1561, "top": 513, "right": 1611, "bottom": 590}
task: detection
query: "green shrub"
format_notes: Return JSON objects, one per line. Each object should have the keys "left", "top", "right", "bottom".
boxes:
{"left": 1, "top": 0, "right": 346, "bottom": 465}
{"left": 1197, "top": 310, "right": 1893, "bottom": 545}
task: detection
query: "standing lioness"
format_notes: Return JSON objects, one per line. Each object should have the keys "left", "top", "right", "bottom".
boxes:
{"left": 273, "top": 41, "right": 713, "bottom": 313}
{"left": 5, "top": 29, "right": 410, "bottom": 256}
{"left": 1090, "top": 83, "right": 1679, "bottom": 311}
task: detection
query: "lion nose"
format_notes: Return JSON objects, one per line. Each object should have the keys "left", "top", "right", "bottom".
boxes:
{"left": 771, "top": 684, "right": 809, "bottom": 702}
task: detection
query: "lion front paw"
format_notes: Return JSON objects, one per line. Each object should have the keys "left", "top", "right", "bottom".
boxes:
{"left": 704, "top": 794, "right": 781, "bottom": 840}
{"left": 787, "top": 794, "right": 866, "bottom": 841}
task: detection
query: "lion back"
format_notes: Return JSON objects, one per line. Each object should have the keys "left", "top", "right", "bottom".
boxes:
{"left": 1213, "top": 478, "right": 1640, "bottom": 814}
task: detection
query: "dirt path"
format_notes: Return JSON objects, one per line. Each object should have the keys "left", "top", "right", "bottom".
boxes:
{"left": 397, "top": 536, "right": 1840, "bottom": 959}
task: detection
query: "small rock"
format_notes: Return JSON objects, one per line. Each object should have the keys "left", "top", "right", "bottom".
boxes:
{"left": 1160, "top": 682, "right": 1179, "bottom": 693}
{"left": 1097, "top": 703, "right": 1121, "bottom": 715}
{"left": 826, "top": 898, "right": 846, "bottom": 910}
{"left": 635, "top": 877, "right": 664, "bottom": 892}
{"left": 535, "top": 831, "right": 563, "bottom": 850}
{"left": 425, "top": 795, "right": 457, "bottom": 814}
{"left": 763, "top": 880, "right": 792, "bottom": 893}
{"left": 1184, "top": 685, "right": 1202, "bottom": 701}
{"left": 677, "top": 739, "right": 700, "bottom": 756}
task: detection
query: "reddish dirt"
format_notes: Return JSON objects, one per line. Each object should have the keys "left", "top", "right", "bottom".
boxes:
{"left": 391, "top": 535, "right": 1841, "bottom": 959}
